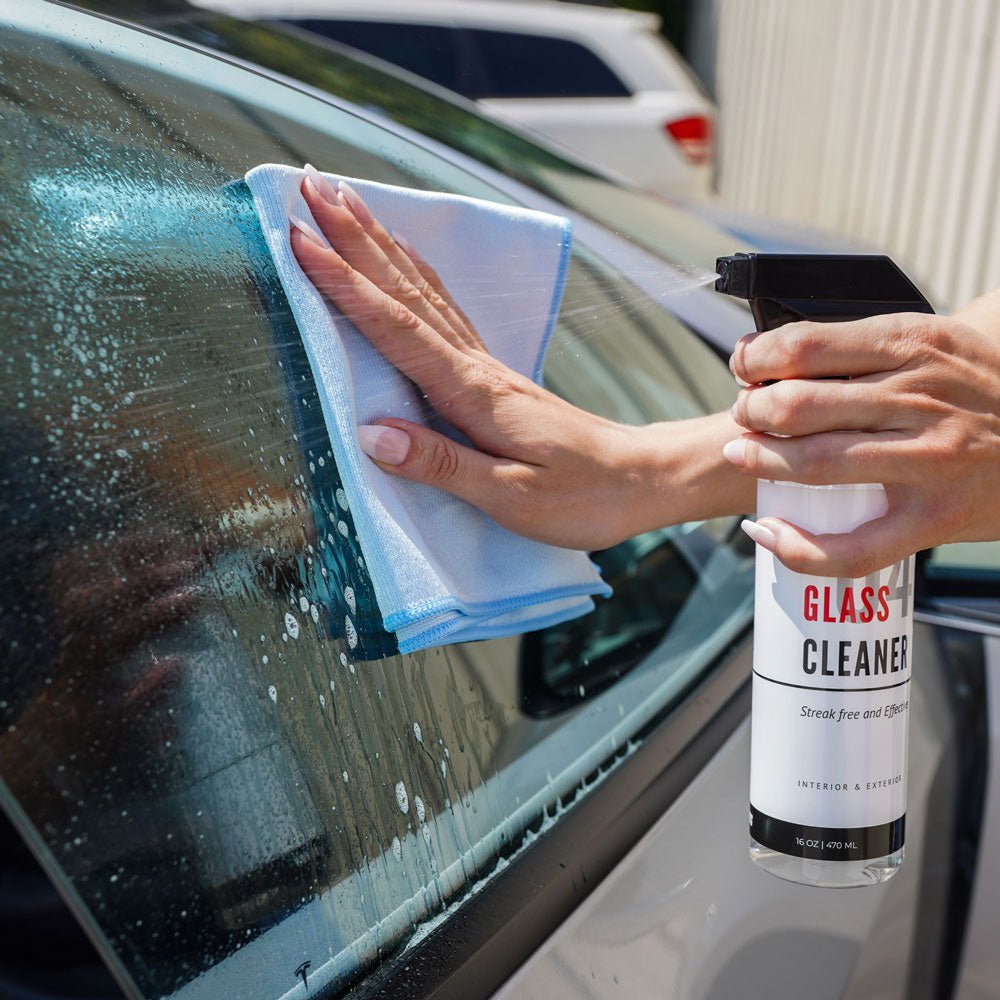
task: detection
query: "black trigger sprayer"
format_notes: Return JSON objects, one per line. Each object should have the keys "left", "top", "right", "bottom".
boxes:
{"left": 716, "top": 253, "right": 933, "bottom": 888}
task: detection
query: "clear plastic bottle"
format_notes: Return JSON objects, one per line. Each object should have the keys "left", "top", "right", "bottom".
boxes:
{"left": 748, "top": 480, "right": 913, "bottom": 887}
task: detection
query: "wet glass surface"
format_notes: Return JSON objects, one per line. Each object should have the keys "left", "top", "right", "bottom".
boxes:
{"left": 0, "top": 4, "right": 753, "bottom": 998}
{"left": 75, "top": 5, "right": 751, "bottom": 275}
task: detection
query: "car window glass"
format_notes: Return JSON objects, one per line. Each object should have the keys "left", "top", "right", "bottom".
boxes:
{"left": 927, "top": 543, "right": 1000, "bottom": 577}
{"left": 464, "top": 27, "right": 633, "bottom": 99}
{"left": 283, "top": 19, "right": 482, "bottom": 97}
{"left": 152, "top": 14, "right": 751, "bottom": 276}
{"left": 0, "top": 5, "right": 753, "bottom": 999}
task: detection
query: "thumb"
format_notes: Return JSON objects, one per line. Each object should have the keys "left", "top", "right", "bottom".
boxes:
{"left": 742, "top": 503, "right": 926, "bottom": 579}
{"left": 356, "top": 419, "right": 514, "bottom": 511}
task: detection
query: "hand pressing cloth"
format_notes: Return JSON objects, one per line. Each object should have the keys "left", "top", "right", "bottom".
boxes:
{"left": 245, "top": 164, "right": 610, "bottom": 654}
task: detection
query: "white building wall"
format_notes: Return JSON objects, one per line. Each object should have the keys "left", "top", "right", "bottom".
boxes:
{"left": 714, "top": 0, "right": 1000, "bottom": 309}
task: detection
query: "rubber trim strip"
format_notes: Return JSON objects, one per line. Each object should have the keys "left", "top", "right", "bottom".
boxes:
{"left": 341, "top": 634, "right": 753, "bottom": 1000}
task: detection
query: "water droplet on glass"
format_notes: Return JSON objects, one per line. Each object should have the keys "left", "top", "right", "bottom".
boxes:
{"left": 395, "top": 781, "right": 409, "bottom": 814}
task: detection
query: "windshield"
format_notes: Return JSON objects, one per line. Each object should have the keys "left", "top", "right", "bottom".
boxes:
{"left": 0, "top": 4, "right": 752, "bottom": 998}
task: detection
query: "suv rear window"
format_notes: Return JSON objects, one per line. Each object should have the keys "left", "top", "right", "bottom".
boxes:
{"left": 285, "top": 19, "right": 633, "bottom": 99}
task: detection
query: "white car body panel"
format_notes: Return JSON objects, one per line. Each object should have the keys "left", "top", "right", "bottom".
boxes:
{"left": 493, "top": 618, "right": 957, "bottom": 999}
{"left": 481, "top": 91, "right": 714, "bottom": 197}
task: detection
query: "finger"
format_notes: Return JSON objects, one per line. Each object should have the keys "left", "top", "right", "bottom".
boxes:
{"left": 733, "top": 373, "right": 908, "bottom": 436}
{"left": 356, "top": 419, "right": 527, "bottom": 520}
{"left": 741, "top": 503, "right": 926, "bottom": 578}
{"left": 330, "top": 176, "right": 485, "bottom": 350}
{"left": 723, "top": 430, "right": 913, "bottom": 485}
{"left": 391, "top": 228, "right": 482, "bottom": 349}
{"left": 730, "top": 315, "right": 922, "bottom": 385}
{"left": 301, "top": 176, "right": 472, "bottom": 352}
{"left": 291, "top": 226, "right": 472, "bottom": 400}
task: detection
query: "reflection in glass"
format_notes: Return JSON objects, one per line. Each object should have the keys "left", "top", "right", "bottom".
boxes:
{"left": 0, "top": 6, "right": 752, "bottom": 998}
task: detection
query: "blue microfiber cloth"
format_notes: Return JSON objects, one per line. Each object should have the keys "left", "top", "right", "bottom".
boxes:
{"left": 245, "top": 165, "right": 610, "bottom": 653}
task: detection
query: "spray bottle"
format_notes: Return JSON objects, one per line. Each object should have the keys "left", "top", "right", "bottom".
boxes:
{"left": 715, "top": 253, "right": 933, "bottom": 887}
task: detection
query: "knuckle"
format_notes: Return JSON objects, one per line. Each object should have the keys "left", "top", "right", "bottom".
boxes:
{"left": 383, "top": 295, "right": 422, "bottom": 332}
{"left": 421, "top": 436, "right": 461, "bottom": 485}
{"left": 795, "top": 443, "right": 834, "bottom": 483}
{"left": 907, "top": 315, "right": 958, "bottom": 360}
{"left": 776, "top": 323, "right": 819, "bottom": 370}
{"left": 769, "top": 382, "right": 809, "bottom": 427}
{"left": 390, "top": 270, "right": 423, "bottom": 304}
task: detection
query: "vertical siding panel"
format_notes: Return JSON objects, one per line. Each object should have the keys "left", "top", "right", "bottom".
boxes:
{"left": 957, "top": 6, "right": 1000, "bottom": 304}
{"left": 714, "top": 0, "right": 1000, "bottom": 307}
{"left": 843, "top": 1, "right": 892, "bottom": 239}
{"left": 856, "top": 0, "right": 907, "bottom": 247}
{"left": 911, "top": 0, "right": 975, "bottom": 303}
{"left": 764, "top": 0, "right": 801, "bottom": 217}
{"left": 872, "top": 0, "right": 925, "bottom": 253}
{"left": 824, "top": 4, "right": 871, "bottom": 233}
{"left": 890, "top": 0, "right": 949, "bottom": 257}
{"left": 937, "top": 0, "right": 995, "bottom": 304}
{"left": 815, "top": 5, "right": 854, "bottom": 232}
{"left": 716, "top": 0, "right": 751, "bottom": 208}
{"left": 749, "top": 0, "right": 786, "bottom": 215}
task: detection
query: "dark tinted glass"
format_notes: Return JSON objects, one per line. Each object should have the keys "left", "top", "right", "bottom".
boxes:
{"left": 287, "top": 19, "right": 480, "bottom": 96}
{"left": 466, "top": 27, "right": 632, "bottom": 98}
{"left": 286, "top": 19, "right": 632, "bottom": 100}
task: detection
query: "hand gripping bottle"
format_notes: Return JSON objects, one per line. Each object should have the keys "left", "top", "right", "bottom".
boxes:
{"left": 716, "top": 254, "right": 933, "bottom": 887}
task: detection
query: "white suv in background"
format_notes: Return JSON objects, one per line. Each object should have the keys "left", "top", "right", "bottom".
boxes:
{"left": 192, "top": 0, "right": 717, "bottom": 197}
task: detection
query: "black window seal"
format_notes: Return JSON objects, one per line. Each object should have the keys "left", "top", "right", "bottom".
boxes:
{"left": 340, "top": 629, "right": 754, "bottom": 1000}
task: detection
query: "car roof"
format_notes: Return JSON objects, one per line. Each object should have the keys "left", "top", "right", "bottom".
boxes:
{"left": 190, "top": 0, "right": 662, "bottom": 35}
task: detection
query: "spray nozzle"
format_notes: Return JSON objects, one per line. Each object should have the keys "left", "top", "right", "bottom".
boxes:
{"left": 715, "top": 252, "right": 933, "bottom": 331}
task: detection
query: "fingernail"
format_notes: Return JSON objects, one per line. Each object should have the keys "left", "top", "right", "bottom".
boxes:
{"left": 722, "top": 438, "right": 746, "bottom": 467}
{"left": 338, "top": 180, "right": 375, "bottom": 227}
{"left": 394, "top": 231, "right": 419, "bottom": 259}
{"left": 741, "top": 518, "right": 777, "bottom": 551}
{"left": 357, "top": 424, "right": 410, "bottom": 465}
{"left": 304, "top": 163, "right": 341, "bottom": 204}
{"left": 728, "top": 352, "right": 750, "bottom": 388}
{"left": 289, "top": 213, "right": 324, "bottom": 247}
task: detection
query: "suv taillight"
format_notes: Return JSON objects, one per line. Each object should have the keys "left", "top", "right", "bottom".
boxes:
{"left": 665, "top": 115, "right": 712, "bottom": 165}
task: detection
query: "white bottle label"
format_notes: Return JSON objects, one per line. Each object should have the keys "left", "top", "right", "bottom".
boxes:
{"left": 749, "top": 483, "right": 912, "bottom": 862}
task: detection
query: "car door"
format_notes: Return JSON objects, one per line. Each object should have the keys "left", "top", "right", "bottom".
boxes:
{"left": 0, "top": 4, "right": 748, "bottom": 998}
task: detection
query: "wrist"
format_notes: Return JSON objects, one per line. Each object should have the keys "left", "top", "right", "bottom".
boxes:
{"left": 615, "top": 413, "right": 756, "bottom": 538}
